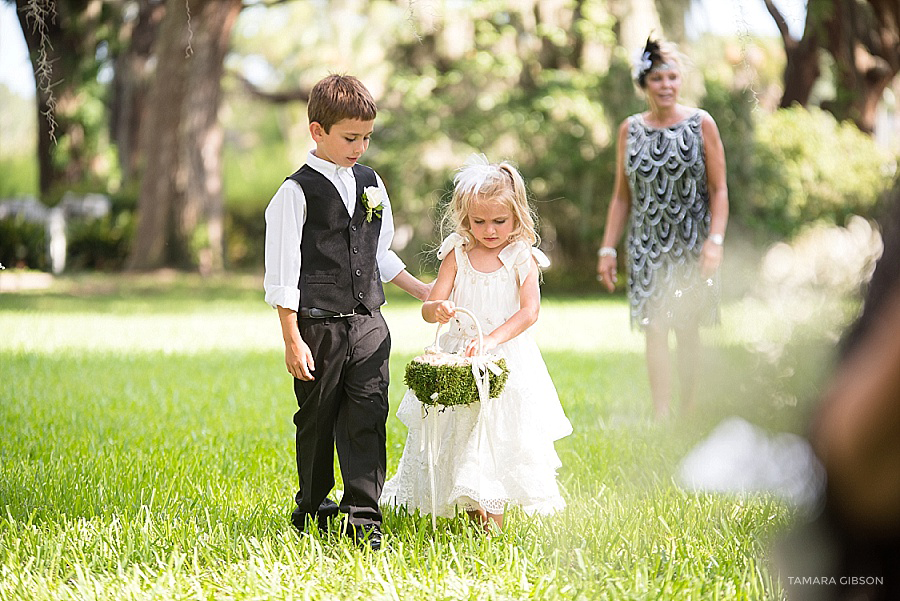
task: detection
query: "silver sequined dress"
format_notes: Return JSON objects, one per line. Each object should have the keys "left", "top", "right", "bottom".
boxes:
{"left": 625, "top": 109, "right": 720, "bottom": 330}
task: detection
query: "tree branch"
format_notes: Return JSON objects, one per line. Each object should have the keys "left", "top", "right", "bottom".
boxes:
{"left": 241, "top": 0, "right": 296, "bottom": 8}
{"left": 763, "top": 0, "right": 795, "bottom": 49}
{"left": 233, "top": 71, "right": 310, "bottom": 104}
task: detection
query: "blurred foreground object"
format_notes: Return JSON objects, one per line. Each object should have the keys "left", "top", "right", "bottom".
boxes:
{"left": 678, "top": 417, "right": 823, "bottom": 507}
{"left": 779, "top": 179, "right": 900, "bottom": 601}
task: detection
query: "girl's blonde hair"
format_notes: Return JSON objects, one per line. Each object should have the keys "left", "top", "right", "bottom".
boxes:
{"left": 443, "top": 155, "right": 539, "bottom": 249}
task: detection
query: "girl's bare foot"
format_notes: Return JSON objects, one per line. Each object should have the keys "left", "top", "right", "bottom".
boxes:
{"left": 467, "top": 509, "right": 503, "bottom": 535}
{"left": 486, "top": 512, "right": 503, "bottom": 533}
{"left": 467, "top": 508, "right": 487, "bottom": 528}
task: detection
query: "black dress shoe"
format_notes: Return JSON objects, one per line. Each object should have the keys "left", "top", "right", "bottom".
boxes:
{"left": 346, "top": 523, "right": 382, "bottom": 550}
{"left": 316, "top": 498, "right": 339, "bottom": 531}
{"left": 291, "top": 498, "right": 340, "bottom": 533}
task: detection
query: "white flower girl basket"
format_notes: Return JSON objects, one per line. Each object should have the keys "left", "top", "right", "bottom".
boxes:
{"left": 403, "top": 307, "right": 509, "bottom": 408}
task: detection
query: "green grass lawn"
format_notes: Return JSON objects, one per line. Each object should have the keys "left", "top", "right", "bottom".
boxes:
{"left": 0, "top": 273, "right": 839, "bottom": 600}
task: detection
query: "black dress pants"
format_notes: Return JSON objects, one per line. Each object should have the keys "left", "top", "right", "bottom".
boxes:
{"left": 291, "top": 311, "right": 390, "bottom": 529}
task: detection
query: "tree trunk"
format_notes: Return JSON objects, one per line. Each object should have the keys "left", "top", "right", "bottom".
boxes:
{"left": 823, "top": 0, "right": 900, "bottom": 133}
{"left": 779, "top": 33, "right": 821, "bottom": 108}
{"left": 14, "top": 0, "right": 103, "bottom": 201}
{"left": 771, "top": 0, "right": 900, "bottom": 133}
{"left": 127, "top": 0, "right": 189, "bottom": 270}
{"left": 127, "top": 0, "right": 242, "bottom": 271}
{"left": 110, "top": 0, "right": 165, "bottom": 184}
{"left": 181, "top": 0, "right": 241, "bottom": 274}
{"left": 766, "top": 0, "right": 822, "bottom": 108}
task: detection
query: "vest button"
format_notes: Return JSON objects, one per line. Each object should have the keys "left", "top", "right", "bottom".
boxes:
{"left": 352, "top": 247, "right": 359, "bottom": 254}
{"left": 350, "top": 225, "right": 358, "bottom": 231}
{"left": 355, "top": 269, "right": 362, "bottom": 276}
{"left": 358, "top": 291, "right": 364, "bottom": 299}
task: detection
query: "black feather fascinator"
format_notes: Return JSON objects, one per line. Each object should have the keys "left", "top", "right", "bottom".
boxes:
{"left": 633, "top": 37, "right": 664, "bottom": 87}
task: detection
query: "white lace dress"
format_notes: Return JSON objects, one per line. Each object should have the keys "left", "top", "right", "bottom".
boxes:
{"left": 381, "top": 234, "right": 572, "bottom": 517}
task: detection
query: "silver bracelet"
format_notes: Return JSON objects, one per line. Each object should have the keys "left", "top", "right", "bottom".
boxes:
{"left": 708, "top": 233, "right": 724, "bottom": 246}
{"left": 597, "top": 247, "right": 617, "bottom": 258}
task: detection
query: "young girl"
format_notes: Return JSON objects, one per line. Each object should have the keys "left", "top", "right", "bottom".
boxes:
{"left": 381, "top": 155, "right": 572, "bottom": 533}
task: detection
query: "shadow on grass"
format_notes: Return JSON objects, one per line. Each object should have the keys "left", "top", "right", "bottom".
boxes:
{"left": 0, "top": 269, "right": 629, "bottom": 314}
{"left": 0, "top": 270, "right": 266, "bottom": 313}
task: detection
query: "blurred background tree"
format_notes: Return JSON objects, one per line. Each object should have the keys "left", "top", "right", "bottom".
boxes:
{"left": 2, "top": 0, "right": 898, "bottom": 283}
{"left": 765, "top": 0, "right": 899, "bottom": 134}
{"left": 125, "top": 0, "right": 242, "bottom": 271}
{"left": 12, "top": 0, "right": 120, "bottom": 200}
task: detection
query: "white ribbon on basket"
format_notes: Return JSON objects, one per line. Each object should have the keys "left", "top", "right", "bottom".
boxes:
{"left": 418, "top": 307, "right": 502, "bottom": 529}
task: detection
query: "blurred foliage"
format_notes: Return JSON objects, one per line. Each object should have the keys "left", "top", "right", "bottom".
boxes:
{"left": 750, "top": 107, "right": 897, "bottom": 237}
{"left": 225, "top": 203, "right": 267, "bottom": 269}
{"left": 62, "top": 189, "right": 138, "bottom": 271}
{"left": 700, "top": 77, "right": 758, "bottom": 236}
{"left": 3, "top": 0, "right": 899, "bottom": 277}
{"left": 0, "top": 190, "right": 137, "bottom": 272}
{"left": 0, "top": 83, "right": 36, "bottom": 159}
{"left": 691, "top": 34, "right": 787, "bottom": 112}
{"left": 0, "top": 156, "right": 38, "bottom": 198}
{"left": 65, "top": 210, "right": 135, "bottom": 271}
{"left": 0, "top": 216, "right": 46, "bottom": 271}
{"left": 222, "top": 140, "right": 293, "bottom": 210}
{"left": 373, "top": 1, "right": 624, "bottom": 274}
{"left": 0, "top": 83, "right": 39, "bottom": 197}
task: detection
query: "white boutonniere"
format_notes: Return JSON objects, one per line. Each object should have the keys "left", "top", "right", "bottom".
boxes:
{"left": 362, "top": 186, "right": 385, "bottom": 223}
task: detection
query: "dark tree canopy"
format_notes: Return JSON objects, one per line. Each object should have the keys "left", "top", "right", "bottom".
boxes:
{"left": 767, "top": 0, "right": 900, "bottom": 134}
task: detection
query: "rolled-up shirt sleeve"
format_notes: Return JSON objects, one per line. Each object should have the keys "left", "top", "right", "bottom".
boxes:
{"left": 374, "top": 173, "right": 406, "bottom": 282}
{"left": 263, "top": 180, "right": 305, "bottom": 311}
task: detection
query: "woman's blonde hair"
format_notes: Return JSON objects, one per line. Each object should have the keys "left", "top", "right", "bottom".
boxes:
{"left": 442, "top": 155, "right": 538, "bottom": 249}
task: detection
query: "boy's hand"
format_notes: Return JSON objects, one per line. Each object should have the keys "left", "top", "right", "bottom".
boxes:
{"left": 285, "top": 338, "right": 315, "bottom": 381}
{"left": 390, "top": 270, "right": 433, "bottom": 301}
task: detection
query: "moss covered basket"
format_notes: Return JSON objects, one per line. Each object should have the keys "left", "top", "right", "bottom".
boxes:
{"left": 404, "top": 352, "right": 509, "bottom": 408}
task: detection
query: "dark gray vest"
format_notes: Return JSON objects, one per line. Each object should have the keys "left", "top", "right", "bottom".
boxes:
{"left": 287, "top": 164, "right": 386, "bottom": 313}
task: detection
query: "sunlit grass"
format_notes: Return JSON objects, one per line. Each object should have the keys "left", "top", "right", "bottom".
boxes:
{"left": 0, "top": 274, "right": 838, "bottom": 599}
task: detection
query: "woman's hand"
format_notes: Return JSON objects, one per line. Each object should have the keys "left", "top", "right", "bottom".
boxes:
{"left": 699, "top": 239, "right": 724, "bottom": 278}
{"left": 597, "top": 255, "right": 618, "bottom": 293}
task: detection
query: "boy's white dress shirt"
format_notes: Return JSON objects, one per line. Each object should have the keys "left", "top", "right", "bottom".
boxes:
{"left": 263, "top": 150, "right": 406, "bottom": 311}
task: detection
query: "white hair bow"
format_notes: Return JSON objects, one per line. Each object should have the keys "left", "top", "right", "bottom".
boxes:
{"left": 454, "top": 153, "right": 498, "bottom": 196}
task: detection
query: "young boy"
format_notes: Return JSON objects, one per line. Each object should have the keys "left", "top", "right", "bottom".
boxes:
{"left": 263, "top": 74, "right": 429, "bottom": 550}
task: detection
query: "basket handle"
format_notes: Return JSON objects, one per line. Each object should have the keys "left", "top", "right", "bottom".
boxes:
{"left": 431, "top": 306, "right": 484, "bottom": 356}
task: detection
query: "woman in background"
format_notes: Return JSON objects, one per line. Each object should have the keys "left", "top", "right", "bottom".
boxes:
{"left": 596, "top": 37, "right": 729, "bottom": 419}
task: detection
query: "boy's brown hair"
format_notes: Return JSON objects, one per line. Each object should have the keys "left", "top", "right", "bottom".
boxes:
{"left": 307, "top": 74, "right": 377, "bottom": 132}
